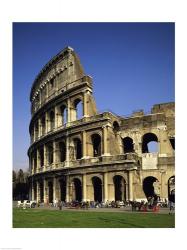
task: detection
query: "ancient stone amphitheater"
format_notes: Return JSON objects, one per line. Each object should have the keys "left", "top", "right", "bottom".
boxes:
{"left": 28, "top": 46, "right": 175, "bottom": 204}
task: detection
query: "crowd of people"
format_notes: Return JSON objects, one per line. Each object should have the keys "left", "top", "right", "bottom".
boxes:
{"left": 17, "top": 196, "right": 175, "bottom": 213}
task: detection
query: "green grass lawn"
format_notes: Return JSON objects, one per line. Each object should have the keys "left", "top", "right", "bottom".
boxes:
{"left": 13, "top": 208, "right": 175, "bottom": 228}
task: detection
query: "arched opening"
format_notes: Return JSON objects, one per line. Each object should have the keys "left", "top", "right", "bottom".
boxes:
{"left": 39, "top": 147, "right": 44, "bottom": 167}
{"left": 74, "top": 99, "right": 83, "bottom": 120}
{"left": 59, "top": 141, "right": 66, "bottom": 162}
{"left": 47, "top": 144, "right": 53, "bottom": 164}
{"left": 41, "top": 116, "right": 45, "bottom": 135}
{"left": 113, "top": 175, "right": 126, "bottom": 201}
{"left": 49, "top": 111, "right": 55, "bottom": 131}
{"left": 33, "top": 182, "right": 37, "bottom": 200}
{"left": 91, "top": 134, "right": 101, "bottom": 157}
{"left": 168, "top": 176, "right": 175, "bottom": 202}
{"left": 113, "top": 121, "right": 120, "bottom": 134}
{"left": 39, "top": 182, "right": 44, "bottom": 203}
{"left": 60, "top": 105, "right": 67, "bottom": 125}
{"left": 123, "top": 137, "right": 134, "bottom": 153}
{"left": 48, "top": 181, "right": 53, "bottom": 203}
{"left": 74, "top": 138, "right": 82, "bottom": 159}
{"left": 143, "top": 176, "right": 159, "bottom": 199}
{"left": 142, "top": 133, "right": 158, "bottom": 153}
{"left": 92, "top": 176, "right": 102, "bottom": 202}
{"left": 73, "top": 178, "right": 82, "bottom": 202}
{"left": 60, "top": 179, "right": 66, "bottom": 202}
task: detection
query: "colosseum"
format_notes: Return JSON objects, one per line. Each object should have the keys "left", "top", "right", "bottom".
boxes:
{"left": 28, "top": 46, "right": 175, "bottom": 204}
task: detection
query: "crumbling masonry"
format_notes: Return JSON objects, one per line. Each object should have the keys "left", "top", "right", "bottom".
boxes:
{"left": 28, "top": 47, "right": 175, "bottom": 203}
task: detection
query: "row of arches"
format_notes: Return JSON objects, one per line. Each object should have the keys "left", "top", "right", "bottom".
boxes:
{"left": 34, "top": 175, "right": 127, "bottom": 203}
{"left": 32, "top": 98, "right": 83, "bottom": 140}
{"left": 32, "top": 134, "right": 102, "bottom": 169}
{"left": 32, "top": 132, "right": 165, "bottom": 170}
{"left": 34, "top": 175, "right": 175, "bottom": 203}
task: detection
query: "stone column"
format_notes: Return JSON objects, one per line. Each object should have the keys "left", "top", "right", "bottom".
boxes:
{"left": 67, "top": 98, "right": 71, "bottom": 124}
{"left": 39, "top": 90, "right": 42, "bottom": 107}
{"left": 53, "top": 141, "right": 57, "bottom": 168}
{"left": 65, "top": 136, "right": 70, "bottom": 167}
{"left": 56, "top": 179, "right": 60, "bottom": 201}
{"left": 45, "top": 112, "right": 48, "bottom": 134}
{"left": 104, "top": 172, "right": 108, "bottom": 202}
{"left": 43, "top": 144, "right": 47, "bottom": 171}
{"left": 36, "top": 181, "right": 40, "bottom": 203}
{"left": 66, "top": 175, "right": 70, "bottom": 202}
{"left": 82, "top": 174, "right": 87, "bottom": 201}
{"left": 31, "top": 180, "right": 34, "bottom": 201}
{"left": 46, "top": 81, "right": 49, "bottom": 99}
{"left": 43, "top": 179, "right": 47, "bottom": 204}
{"left": 38, "top": 118, "right": 41, "bottom": 138}
{"left": 82, "top": 130, "right": 87, "bottom": 158}
{"left": 83, "top": 91, "right": 89, "bottom": 117}
{"left": 53, "top": 177, "right": 57, "bottom": 203}
{"left": 55, "top": 105, "right": 60, "bottom": 128}
{"left": 102, "top": 125, "right": 110, "bottom": 156}
{"left": 128, "top": 171, "right": 133, "bottom": 201}
{"left": 36, "top": 149, "right": 40, "bottom": 172}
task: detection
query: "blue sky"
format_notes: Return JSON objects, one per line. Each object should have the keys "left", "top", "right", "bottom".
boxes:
{"left": 13, "top": 22, "right": 175, "bottom": 170}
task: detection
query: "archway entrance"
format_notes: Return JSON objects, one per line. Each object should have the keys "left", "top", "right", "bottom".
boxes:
{"left": 39, "top": 182, "right": 44, "bottom": 202}
{"left": 143, "top": 176, "right": 159, "bottom": 199}
{"left": 33, "top": 182, "right": 37, "bottom": 200}
{"left": 113, "top": 175, "right": 126, "bottom": 201}
{"left": 73, "top": 178, "right": 82, "bottom": 201}
{"left": 48, "top": 181, "right": 53, "bottom": 203}
{"left": 60, "top": 179, "right": 66, "bottom": 202}
{"left": 92, "top": 177, "right": 102, "bottom": 202}
{"left": 168, "top": 176, "right": 175, "bottom": 203}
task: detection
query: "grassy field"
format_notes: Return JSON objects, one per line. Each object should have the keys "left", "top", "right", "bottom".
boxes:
{"left": 13, "top": 208, "right": 175, "bottom": 228}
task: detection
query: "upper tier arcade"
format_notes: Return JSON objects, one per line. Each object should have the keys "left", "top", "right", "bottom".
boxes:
{"left": 30, "top": 47, "right": 93, "bottom": 116}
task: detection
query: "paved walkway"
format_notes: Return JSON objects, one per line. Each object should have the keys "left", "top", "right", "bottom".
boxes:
{"left": 16, "top": 206, "right": 174, "bottom": 214}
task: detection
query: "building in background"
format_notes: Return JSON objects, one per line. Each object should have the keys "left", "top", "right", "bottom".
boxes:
{"left": 28, "top": 47, "right": 175, "bottom": 203}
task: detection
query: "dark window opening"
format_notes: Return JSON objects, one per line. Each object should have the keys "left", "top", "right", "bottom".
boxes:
{"left": 113, "top": 121, "right": 120, "bottom": 133}
{"left": 74, "top": 138, "right": 82, "bottom": 159}
{"left": 59, "top": 141, "right": 66, "bottom": 162}
{"left": 41, "top": 116, "right": 45, "bottom": 135}
{"left": 39, "top": 148, "right": 44, "bottom": 167}
{"left": 50, "top": 78, "right": 54, "bottom": 89}
{"left": 123, "top": 137, "right": 134, "bottom": 153}
{"left": 91, "top": 134, "right": 101, "bottom": 157}
{"left": 49, "top": 111, "right": 55, "bottom": 131}
{"left": 47, "top": 144, "right": 53, "bottom": 164}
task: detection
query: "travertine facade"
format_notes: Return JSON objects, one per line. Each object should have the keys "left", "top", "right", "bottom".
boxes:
{"left": 28, "top": 47, "right": 175, "bottom": 203}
